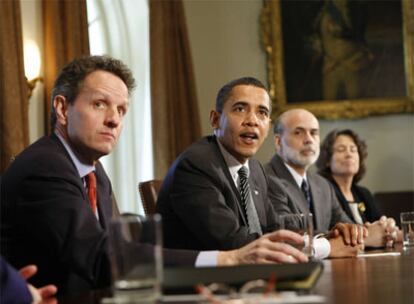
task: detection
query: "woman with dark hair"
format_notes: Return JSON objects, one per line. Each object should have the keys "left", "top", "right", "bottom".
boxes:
{"left": 316, "top": 129, "right": 381, "bottom": 223}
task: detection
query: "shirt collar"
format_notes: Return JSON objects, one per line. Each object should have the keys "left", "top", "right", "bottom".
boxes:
{"left": 55, "top": 131, "right": 95, "bottom": 179}
{"left": 216, "top": 137, "right": 249, "bottom": 186}
{"left": 283, "top": 161, "right": 307, "bottom": 188}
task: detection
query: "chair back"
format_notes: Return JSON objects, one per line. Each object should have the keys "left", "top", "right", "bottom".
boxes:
{"left": 138, "top": 180, "right": 162, "bottom": 215}
{"left": 374, "top": 191, "right": 414, "bottom": 226}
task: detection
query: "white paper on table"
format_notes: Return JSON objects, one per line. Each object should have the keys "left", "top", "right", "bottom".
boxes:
{"left": 357, "top": 252, "right": 401, "bottom": 258}
{"left": 161, "top": 291, "right": 325, "bottom": 303}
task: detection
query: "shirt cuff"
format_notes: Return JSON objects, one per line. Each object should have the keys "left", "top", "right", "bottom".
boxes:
{"left": 195, "top": 251, "right": 219, "bottom": 267}
{"left": 313, "top": 236, "right": 331, "bottom": 259}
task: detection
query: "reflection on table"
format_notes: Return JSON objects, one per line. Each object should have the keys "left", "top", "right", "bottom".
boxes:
{"left": 57, "top": 245, "right": 414, "bottom": 304}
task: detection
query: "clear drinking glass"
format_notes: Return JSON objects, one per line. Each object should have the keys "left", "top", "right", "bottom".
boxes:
{"left": 279, "top": 213, "right": 314, "bottom": 257}
{"left": 400, "top": 212, "right": 414, "bottom": 248}
{"left": 105, "top": 214, "right": 163, "bottom": 303}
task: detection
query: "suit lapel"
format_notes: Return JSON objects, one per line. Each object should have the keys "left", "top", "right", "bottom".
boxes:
{"left": 249, "top": 161, "right": 266, "bottom": 226}
{"left": 51, "top": 133, "right": 93, "bottom": 211}
{"left": 95, "top": 162, "right": 112, "bottom": 230}
{"left": 333, "top": 180, "right": 355, "bottom": 222}
{"left": 271, "top": 155, "right": 309, "bottom": 214}
{"left": 51, "top": 133, "right": 111, "bottom": 231}
{"left": 307, "top": 175, "right": 324, "bottom": 231}
{"left": 211, "top": 137, "right": 249, "bottom": 226}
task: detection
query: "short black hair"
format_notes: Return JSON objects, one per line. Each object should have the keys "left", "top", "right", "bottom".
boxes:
{"left": 50, "top": 55, "right": 136, "bottom": 129}
{"left": 215, "top": 77, "right": 270, "bottom": 113}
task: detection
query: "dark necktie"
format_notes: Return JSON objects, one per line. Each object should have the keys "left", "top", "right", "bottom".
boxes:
{"left": 87, "top": 172, "right": 97, "bottom": 214}
{"left": 301, "top": 179, "right": 312, "bottom": 209}
{"left": 238, "top": 166, "right": 262, "bottom": 235}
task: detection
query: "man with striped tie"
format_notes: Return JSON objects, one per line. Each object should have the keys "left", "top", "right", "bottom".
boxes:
{"left": 157, "top": 77, "right": 307, "bottom": 257}
{"left": 1, "top": 59, "right": 308, "bottom": 297}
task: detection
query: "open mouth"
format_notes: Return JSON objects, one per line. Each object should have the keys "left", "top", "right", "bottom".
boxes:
{"left": 240, "top": 132, "right": 259, "bottom": 143}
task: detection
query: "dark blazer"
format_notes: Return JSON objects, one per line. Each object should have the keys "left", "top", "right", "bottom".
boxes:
{"left": 328, "top": 178, "right": 381, "bottom": 223}
{"left": 265, "top": 154, "right": 352, "bottom": 234}
{"left": 0, "top": 256, "right": 32, "bottom": 304}
{"left": 156, "top": 136, "right": 278, "bottom": 251}
{"left": 1, "top": 134, "right": 197, "bottom": 295}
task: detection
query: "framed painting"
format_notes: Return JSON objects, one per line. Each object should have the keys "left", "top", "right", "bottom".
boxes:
{"left": 261, "top": 0, "right": 414, "bottom": 119}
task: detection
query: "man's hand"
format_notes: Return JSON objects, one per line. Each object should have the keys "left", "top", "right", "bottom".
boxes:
{"left": 19, "top": 265, "right": 57, "bottom": 304}
{"left": 217, "top": 230, "right": 309, "bottom": 266}
{"left": 330, "top": 223, "right": 368, "bottom": 246}
{"left": 328, "top": 235, "right": 364, "bottom": 258}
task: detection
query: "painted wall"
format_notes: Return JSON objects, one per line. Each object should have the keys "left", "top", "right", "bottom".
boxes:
{"left": 183, "top": 0, "right": 414, "bottom": 193}
{"left": 21, "top": 0, "right": 414, "bottom": 193}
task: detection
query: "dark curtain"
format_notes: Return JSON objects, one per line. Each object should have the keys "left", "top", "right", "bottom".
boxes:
{"left": 42, "top": 0, "right": 90, "bottom": 134}
{"left": 0, "top": 0, "right": 28, "bottom": 173}
{"left": 150, "top": 0, "right": 202, "bottom": 179}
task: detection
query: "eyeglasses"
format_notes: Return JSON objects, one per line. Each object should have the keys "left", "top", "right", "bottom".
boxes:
{"left": 195, "top": 275, "right": 277, "bottom": 304}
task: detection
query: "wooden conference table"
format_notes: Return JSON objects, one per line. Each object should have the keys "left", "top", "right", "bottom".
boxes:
{"left": 313, "top": 245, "right": 414, "bottom": 304}
{"left": 58, "top": 245, "right": 414, "bottom": 304}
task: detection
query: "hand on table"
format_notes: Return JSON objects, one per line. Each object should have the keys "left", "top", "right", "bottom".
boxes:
{"left": 330, "top": 222, "right": 367, "bottom": 246}
{"left": 218, "top": 230, "right": 309, "bottom": 266}
{"left": 328, "top": 235, "right": 364, "bottom": 258}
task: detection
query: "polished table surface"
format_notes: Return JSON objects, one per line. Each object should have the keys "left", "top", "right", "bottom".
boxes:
{"left": 58, "top": 246, "right": 414, "bottom": 304}
{"left": 313, "top": 246, "right": 414, "bottom": 304}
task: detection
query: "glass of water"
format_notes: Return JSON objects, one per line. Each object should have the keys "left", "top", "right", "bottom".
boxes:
{"left": 400, "top": 212, "right": 414, "bottom": 248}
{"left": 106, "top": 214, "right": 163, "bottom": 303}
{"left": 279, "top": 213, "right": 314, "bottom": 257}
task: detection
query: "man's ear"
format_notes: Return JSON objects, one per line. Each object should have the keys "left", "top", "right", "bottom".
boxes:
{"left": 274, "top": 134, "right": 282, "bottom": 151}
{"left": 54, "top": 95, "right": 69, "bottom": 126}
{"left": 209, "top": 110, "right": 221, "bottom": 130}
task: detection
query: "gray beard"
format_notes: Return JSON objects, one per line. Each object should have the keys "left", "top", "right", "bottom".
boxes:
{"left": 281, "top": 144, "right": 320, "bottom": 169}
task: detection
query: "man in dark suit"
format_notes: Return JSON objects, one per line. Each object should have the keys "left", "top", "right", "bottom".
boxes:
{"left": 265, "top": 108, "right": 393, "bottom": 254}
{"left": 1, "top": 56, "right": 145, "bottom": 294}
{"left": 156, "top": 77, "right": 310, "bottom": 255}
{"left": 1, "top": 57, "right": 307, "bottom": 295}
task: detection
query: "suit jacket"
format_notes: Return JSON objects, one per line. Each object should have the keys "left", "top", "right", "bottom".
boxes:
{"left": 0, "top": 256, "right": 32, "bottom": 304}
{"left": 156, "top": 136, "right": 278, "bottom": 251}
{"left": 265, "top": 154, "right": 352, "bottom": 234}
{"left": 1, "top": 134, "right": 197, "bottom": 295}
{"left": 328, "top": 178, "right": 381, "bottom": 223}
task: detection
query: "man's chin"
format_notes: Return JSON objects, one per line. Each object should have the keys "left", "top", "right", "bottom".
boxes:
{"left": 93, "top": 146, "right": 114, "bottom": 159}
{"left": 302, "top": 158, "right": 317, "bottom": 167}
{"left": 291, "top": 157, "right": 316, "bottom": 168}
{"left": 232, "top": 149, "right": 256, "bottom": 163}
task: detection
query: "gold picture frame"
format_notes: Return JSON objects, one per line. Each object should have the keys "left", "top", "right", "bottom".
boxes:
{"left": 261, "top": 0, "right": 414, "bottom": 119}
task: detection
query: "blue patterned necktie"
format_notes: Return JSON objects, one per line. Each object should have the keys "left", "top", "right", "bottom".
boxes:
{"left": 301, "top": 179, "right": 312, "bottom": 208}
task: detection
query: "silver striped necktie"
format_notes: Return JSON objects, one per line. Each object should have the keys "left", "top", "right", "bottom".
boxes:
{"left": 238, "top": 166, "right": 263, "bottom": 235}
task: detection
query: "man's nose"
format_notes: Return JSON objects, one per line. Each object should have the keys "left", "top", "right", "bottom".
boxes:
{"left": 105, "top": 108, "right": 120, "bottom": 127}
{"left": 244, "top": 111, "right": 259, "bottom": 126}
{"left": 303, "top": 132, "right": 314, "bottom": 143}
